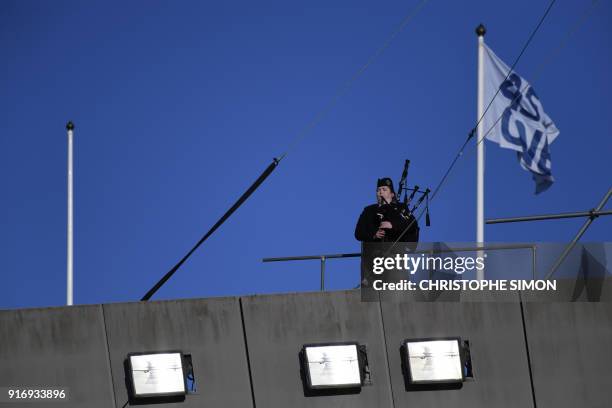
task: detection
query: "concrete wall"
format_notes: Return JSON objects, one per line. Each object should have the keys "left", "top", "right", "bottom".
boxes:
{"left": 521, "top": 280, "right": 612, "bottom": 408}
{"left": 1, "top": 288, "right": 611, "bottom": 407}
{"left": 0, "top": 305, "right": 114, "bottom": 408}
{"left": 523, "top": 302, "right": 612, "bottom": 408}
{"left": 103, "top": 297, "right": 252, "bottom": 408}
{"left": 380, "top": 293, "right": 534, "bottom": 408}
{"left": 241, "top": 290, "right": 393, "bottom": 408}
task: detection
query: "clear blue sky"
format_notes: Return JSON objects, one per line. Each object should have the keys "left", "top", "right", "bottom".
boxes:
{"left": 0, "top": 0, "right": 610, "bottom": 310}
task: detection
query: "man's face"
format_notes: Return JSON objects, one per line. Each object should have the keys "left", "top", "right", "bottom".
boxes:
{"left": 377, "top": 186, "right": 395, "bottom": 204}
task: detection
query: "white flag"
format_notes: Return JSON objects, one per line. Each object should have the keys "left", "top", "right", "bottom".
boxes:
{"left": 482, "top": 44, "right": 560, "bottom": 194}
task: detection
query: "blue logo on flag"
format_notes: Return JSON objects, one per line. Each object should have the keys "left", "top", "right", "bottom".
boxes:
{"left": 483, "top": 45, "right": 560, "bottom": 194}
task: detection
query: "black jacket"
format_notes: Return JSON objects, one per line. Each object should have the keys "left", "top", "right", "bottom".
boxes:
{"left": 354, "top": 202, "right": 419, "bottom": 243}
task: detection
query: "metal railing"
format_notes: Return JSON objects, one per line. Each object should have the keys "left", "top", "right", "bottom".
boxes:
{"left": 486, "top": 210, "right": 612, "bottom": 224}
{"left": 263, "top": 243, "right": 538, "bottom": 290}
{"left": 487, "top": 187, "right": 611, "bottom": 279}
{"left": 262, "top": 253, "right": 360, "bottom": 291}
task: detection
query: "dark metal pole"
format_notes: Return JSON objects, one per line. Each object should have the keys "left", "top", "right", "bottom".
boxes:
{"left": 532, "top": 246, "right": 537, "bottom": 280}
{"left": 487, "top": 210, "right": 612, "bottom": 224}
{"left": 320, "top": 256, "right": 325, "bottom": 291}
{"left": 545, "top": 188, "right": 612, "bottom": 280}
{"left": 141, "top": 158, "right": 281, "bottom": 301}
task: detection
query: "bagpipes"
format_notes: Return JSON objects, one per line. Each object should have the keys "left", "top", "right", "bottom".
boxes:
{"left": 396, "top": 159, "right": 431, "bottom": 227}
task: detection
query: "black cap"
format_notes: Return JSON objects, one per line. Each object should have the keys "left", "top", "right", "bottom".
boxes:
{"left": 377, "top": 177, "right": 395, "bottom": 193}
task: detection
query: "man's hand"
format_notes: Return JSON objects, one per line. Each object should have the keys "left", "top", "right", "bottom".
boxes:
{"left": 379, "top": 221, "right": 392, "bottom": 229}
{"left": 374, "top": 229, "right": 386, "bottom": 239}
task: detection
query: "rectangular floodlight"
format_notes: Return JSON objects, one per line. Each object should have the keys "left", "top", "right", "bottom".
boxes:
{"left": 128, "top": 351, "right": 186, "bottom": 398}
{"left": 302, "top": 343, "right": 363, "bottom": 389}
{"left": 402, "top": 337, "right": 464, "bottom": 384}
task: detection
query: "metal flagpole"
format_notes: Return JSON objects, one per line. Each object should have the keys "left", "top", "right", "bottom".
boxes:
{"left": 66, "top": 121, "right": 74, "bottom": 306}
{"left": 476, "top": 24, "right": 486, "bottom": 280}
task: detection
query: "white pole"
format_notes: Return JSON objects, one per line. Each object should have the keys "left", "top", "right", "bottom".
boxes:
{"left": 66, "top": 121, "right": 74, "bottom": 305}
{"left": 476, "top": 24, "right": 486, "bottom": 280}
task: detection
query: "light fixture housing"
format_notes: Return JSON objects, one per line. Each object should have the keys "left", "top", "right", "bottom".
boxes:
{"left": 301, "top": 342, "right": 365, "bottom": 390}
{"left": 127, "top": 351, "right": 187, "bottom": 398}
{"left": 401, "top": 337, "right": 464, "bottom": 384}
